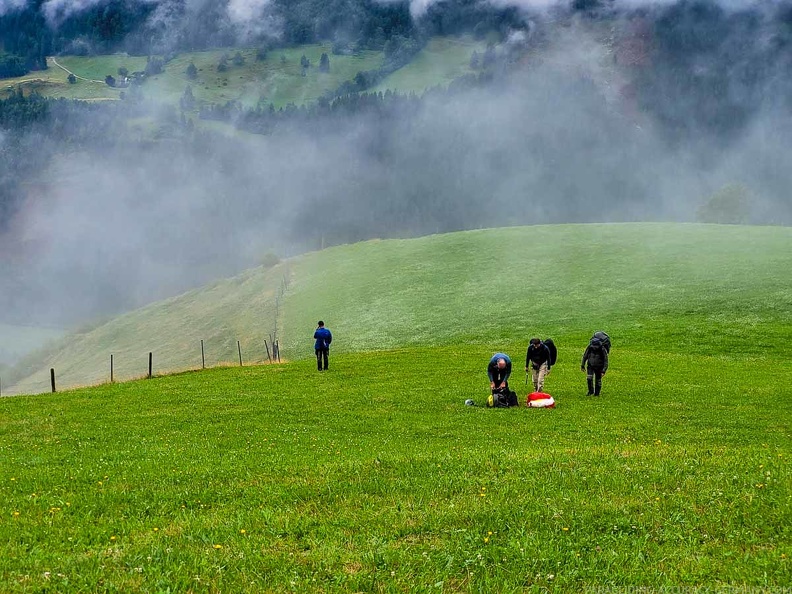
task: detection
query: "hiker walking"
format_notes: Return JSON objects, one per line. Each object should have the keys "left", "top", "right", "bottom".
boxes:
{"left": 487, "top": 353, "right": 512, "bottom": 391}
{"left": 525, "top": 337, "right": 553, "bottom": 392}
{"left": 581, "top": 335, "right": 609, "bottom": 396}
{"left": 314, "top": 321, "right": 332, "bottom": 371}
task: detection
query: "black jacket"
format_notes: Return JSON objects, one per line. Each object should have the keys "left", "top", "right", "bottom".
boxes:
{"left": 581, "top": 341, "right": 609, "bottom": 372}
{"left": 526, "top": 344, "right": 552, "bottom": 370}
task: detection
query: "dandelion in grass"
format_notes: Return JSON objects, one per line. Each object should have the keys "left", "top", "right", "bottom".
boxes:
{"left": 153, "top": 527, "right": 159, "bottom": 532}
{"left": 562, "top": 527, "right": 569, "bottom": 531}
{"left": 240, "top": 529, "right": 247, "bottom": 534}
{"left": 110, "top": 536, "right": 116, "bottom": 541}
{"left": 213, "top": 544, "right": 223, "bottom": 549}
{"left": 13, "top": 511, "right": 20, "bottom": 517}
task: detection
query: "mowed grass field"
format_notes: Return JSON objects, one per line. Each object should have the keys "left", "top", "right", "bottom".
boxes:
{"left": 1, "top": 223, "right": 790, "bottom": 591}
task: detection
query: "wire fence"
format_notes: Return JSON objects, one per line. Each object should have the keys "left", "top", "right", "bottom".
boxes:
{"left": 1, "top": 269, "right": 291, "bottom": 397}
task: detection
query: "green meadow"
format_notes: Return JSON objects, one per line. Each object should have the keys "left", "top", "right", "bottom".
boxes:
{"left": 1, "top": 36, "right": 482, "bottom": 109}
{"left": 144, "top": 45, "right": 383, "bottom": 109}
{"left": 0, "top": 56, "right": 126, "bottom": 101}
{"left": 371, "top": 37, "right": 485, "bottom": 95}
{"left": 0, "top": 47, "right": 383, "bottom": 108}
{"left": 1, "top": 223, "right": 791, "bottom": 591}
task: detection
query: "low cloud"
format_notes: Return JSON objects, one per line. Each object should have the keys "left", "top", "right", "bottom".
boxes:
{"left": 0, "top": 0, "right": 27, "bottom": 16}
{"left": 407, "top": 0, "right": 776, "bottom": 18}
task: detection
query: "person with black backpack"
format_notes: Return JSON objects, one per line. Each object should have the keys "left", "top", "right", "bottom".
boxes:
{"left": 581, "top": 335, "right": 609, "bottom": 396}
{"left": 525, "top": 338, "right": 553, "bottom": 392}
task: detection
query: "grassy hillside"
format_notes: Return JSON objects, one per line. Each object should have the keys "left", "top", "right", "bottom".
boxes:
{"left": 373, "top": 36, "right": 485, "bottom": 94}
{"left": 1, "top": 45, "right": 383, "bottom": 108}
{"left": 279, "top": 223, "right": 792, "bottom": 358}
{"left": 8, "top": 223, "right": 792, "bottom": 395}
{"left": 1, "top": 37, "right": 482, "bottom": 108}
{"left": 6, "top": 263, "right": 287, "bottom": 396}
{"left": 1, "top": 57, "right": 126, "bottom": 101}
{"left": 144, "top": 45, "right": 383, "bottom": 109}
{"left": 0, "top": 224, "right": 789, "bottom": 591}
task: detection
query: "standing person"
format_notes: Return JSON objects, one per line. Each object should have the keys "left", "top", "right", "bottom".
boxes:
{"left": 487, "top": 353, "right": 512, "bottom": 392}
{"left": 313, "top": 321, "right": 332, "bottom": 371}
{"left": 581, "top": 336, "right": 609, "bottom": 396}
{"left": 525, "top": 337, "right": 553, "bottom": 392}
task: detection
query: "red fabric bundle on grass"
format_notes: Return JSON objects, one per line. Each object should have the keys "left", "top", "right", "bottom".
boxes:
{"left": 526, "top": 392, "right": 556, "bottom": 408}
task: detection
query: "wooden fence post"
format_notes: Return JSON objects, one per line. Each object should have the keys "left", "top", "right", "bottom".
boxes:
{"left": 50, "top": 368, "right": 56, "bottom": 393}
{"left": 237, "top": 341, "right": 243, "bottom": 367}
{"left": 201, "top": 339, "right": 205, "bottom": 369}
{"left": 110, "top": 354, "right": 114, "bottom": 383}
{"left": 148, "top": 352, "right": 153, "bottom": 379}
{"left": 264, "top": 340, "right": 271, "bottom": 363}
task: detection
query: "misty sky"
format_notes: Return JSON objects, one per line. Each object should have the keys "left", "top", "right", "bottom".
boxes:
{"left": 1, "top": 0, "right": 791, "bottom": 340}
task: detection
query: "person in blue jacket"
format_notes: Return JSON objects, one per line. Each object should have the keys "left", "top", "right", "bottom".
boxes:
{"left": 313, "top": 321, "right": 332, "bottom": 371}
{"left": 487, "top": 352, "right": 512, "bottom": 391}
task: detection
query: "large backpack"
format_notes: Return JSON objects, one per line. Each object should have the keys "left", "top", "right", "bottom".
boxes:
{"left": 488, "top": 387, "right": 518, "bottom": 408}
{"left": 591, "top": 331, "right": 611, "bottom": 354}
{"left": 587, "top": 338, "right": 606, "bottom": 368}
{"left": 543, "top": 338, "right": 558, "bottom": 366}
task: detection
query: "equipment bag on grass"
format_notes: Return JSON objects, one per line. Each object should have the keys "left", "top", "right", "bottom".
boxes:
{"left": 527, "top": 392, "right": 556, "bottom": 408}
{"left": 488, "top": 388, "right": 518, "bottom": 408}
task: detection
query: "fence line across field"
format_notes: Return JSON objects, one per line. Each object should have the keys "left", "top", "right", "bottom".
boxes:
{"left": 3, "top": 270, "right": 291, "bottom": 397}
{"left": 10, "top": 336, "right": 284, "bottom": 396}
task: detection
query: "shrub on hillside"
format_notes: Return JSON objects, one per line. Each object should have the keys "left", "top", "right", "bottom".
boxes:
{"left": 260, "top": 252, "right": 280, "bottom": 269}
{"left": 696, "top": 183, "right": 751, "bottom": 224}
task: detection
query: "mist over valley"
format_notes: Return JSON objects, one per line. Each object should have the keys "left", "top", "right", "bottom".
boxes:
{"left": 1, "top": 0, "right": 791, "bottom": 346}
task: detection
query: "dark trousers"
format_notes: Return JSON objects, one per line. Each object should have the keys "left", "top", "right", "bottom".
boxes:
{"left": 316, "top": 348, "right": 329, "bottom": 370}
{"left": 586, "top": 367, "right": 603, "bottom": 395}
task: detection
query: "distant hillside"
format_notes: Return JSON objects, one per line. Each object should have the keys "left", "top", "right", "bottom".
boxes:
{"left": 0, "top": 37, "right": 482, "bottom": 112}
{"left": 6, "top": 262, "right": 288, "bottom": 395}
{"left": 8, "top": 223, "right": 791, "bottom": 395}
{"left": 0, "top": 323, "right": 63, "bottom": 366}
